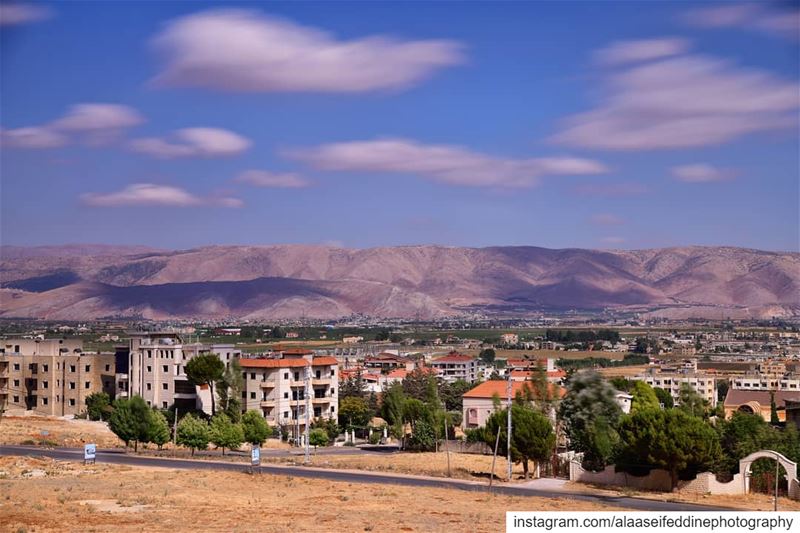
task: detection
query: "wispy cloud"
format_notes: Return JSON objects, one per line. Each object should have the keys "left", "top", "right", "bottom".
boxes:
{"left": 1, "top": 103, "right": 144, "bottom": 149}
{"left": 552, "top": 41, "right": 799, "bottom": 150}
{"left": 234, "top": 170, "right": 310, "bottom": 188}
{"left": 129, "top": 128, "right": 251, "bottom": 159}
{"left": 150, "top": 9, "right": 465, "bottom": 93}
{"left": 671, "top": 163, "right": 735, "bottom": 183}
{"left": 286, "top": 138, "right": 607, "bottom": 188}
{"left": 684, "top": 3, "right": 799, "bottom": 41}
{"left": 0, "top": 3, "right": 53, "bottom": 26}
{"left": 593, "top": 37, "right": 690, "bottom": 66}
{"left": 589, "top": 213, "right": 625, "bottom": 226}
{"left": 81, "top": 183, "right": 243, "bottom": 208}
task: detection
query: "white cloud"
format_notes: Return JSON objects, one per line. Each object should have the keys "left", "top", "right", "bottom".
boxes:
{"left": 149, "top": 9, "right": 464, "bottom": 93}
{"left": 235, "top": 170, "right": 310, "bottom": 188}
{"left": 685, "top": 4, "right": 800, "bottom": 40}
{"left": 1, "top": 103, "right": 144, "bottom": 149}
{"left": 593, "top": 38, "right": 690, "bottom": 66}
{"left": 671, "top": 163, "right": 734, "bottom": 183}
{"left": 81, "top": 183, "right": 242, "bottom": 208}
{"left": 590, "top": 213, "right": 625, "bottom": 226}
{"left": 129, "top": 128, "right": 251, "bottom": 159}
{"left": 287, "top": 138, "right": 607, "bottom": 188}
{"left": 553, "top": 53, "right": 800, "bottom": 150}
{"left": 0, "top": 127, "right": 67, "bottom": 148}
{"left": 0, "top": 3, "right": 53, "bottom": 26}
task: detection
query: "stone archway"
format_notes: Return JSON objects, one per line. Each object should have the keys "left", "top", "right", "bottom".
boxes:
{"left": 740, "top": 450, "right": 799, "bottom": 499}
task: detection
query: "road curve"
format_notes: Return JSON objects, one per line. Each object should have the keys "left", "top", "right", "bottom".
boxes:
{"left": 0, "top": 445, "right": 733, "bottom": 512}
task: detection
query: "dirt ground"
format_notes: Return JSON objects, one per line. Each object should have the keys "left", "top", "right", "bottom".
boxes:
{"left": 0, "top": 456, "right": 626, "bottom": 533}
{"left": 0, "top": 415, "right": 124, "bottom": 448}
{"left": 267, "top": 450, "right": 525, "bottom": 482}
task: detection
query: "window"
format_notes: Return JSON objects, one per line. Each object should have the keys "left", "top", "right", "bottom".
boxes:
{"left": 42, "top": 398, "right": 48, "bottom": 406}
{"left": 294, "top": 372, "right": 300, "bottom": 381}
{"left": 242, "top": 391, "right": 247, "bottom": 399}
{"left": 146, "top": 383, "right": 152, "bottom": 391}
{"left": 13, "top": 379, "right": 19, "bottom": 387}
{"left": 105, "top": 364, "right": 110, "bottom": 372}
{"left": 163, "top": 365, "right": 168, "bottom": 372}
{"left": 250, "top": 392, "right": 256, "bottom": 399}
{"left": 242, "top": 372, "right": 247, "bottom": 380}
{"left": 283, "top": 411, "right": 289, "bottom": 418}
{"left": 162, "top": 401, "right": 168, "bottom": 409}
{"left": 42, "top": 381, "right": 48, "bottom": 389}
{"left": 85, "top": 381, "right": 91, "bottom": 389}
{"left": 284, "top": 392, "right": 289, "bottom": 399}
{"left": 250, "top": 372, "right": 256, "bottom": 380}
{"left": 316, "top": 370, "right": 321, "bottom": 379}
{"left": 70, "top": 365, "right": 76, "bottom": 373}
{"left": 13, "top": 395, "right": 19, "bottom": 403}
{"left": 13, "top": 363, "right": 19, "bottom": 371}
{"left": 147, "top": 366, "right": 152, "bottom": 372}
{"left": 85, "top": 365, "right": 91, "bottom": 372}
{"left": 284, "top": 372, "right": 289, "bottom": 380}
{"left": 162, "top": 383, "right": 168, "bottom": 390}
{"left": 69, "top": 399, "right": 76, "bottom": 406}
{"left": 69, "top": 382, "right": 76, "bottom": 390}
{"left": 330, "top": 387, "right": 335, "bottom": 395}
{"left": 43, "top": 364, "right": 48, "bottom": 372}
{"left": 330, "top": 406, "right": 335, "bottom": 413}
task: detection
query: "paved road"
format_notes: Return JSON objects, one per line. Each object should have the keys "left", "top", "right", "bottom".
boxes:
{"left": 0, "top": 445, "right": 732, "bottom": 511}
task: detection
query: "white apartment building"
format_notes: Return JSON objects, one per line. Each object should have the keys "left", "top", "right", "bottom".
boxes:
{"left": 126, "top": 332, "right": 240, "bottom": 412}
{"left": 430, "top": 353, "right": 478, "bottom": 383}
{"left": 731, "top": 374, "right": 800, "bottom": 392}
{"left": 638, "top": 371, "right": 717, "bottom": 408}
{"left": 240, "top": 350, "right": 338, "bottom": 437}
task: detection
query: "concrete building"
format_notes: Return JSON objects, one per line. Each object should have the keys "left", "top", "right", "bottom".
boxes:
{"left": 724, "top": 389, "right": 800, "bottom": 422}
{"left": 430, "top": 352, "right": 478, "bottom": 383}
{"left": 126, "top": 332, "right": 240, "bottom": 412}
{"left": 0, "top": 339, "right": 115, "bottom": 416}
{"left": 637, "top": 370, "right": 717, "bottom": 408}
{"left": 239, "top": 350, "right": 338, "bottom": 438}
{"left": 500, "top": 333, "right": 519, "bottom": 345}
{"left": 462, "top": 380, "right": 565, "bottom": 429}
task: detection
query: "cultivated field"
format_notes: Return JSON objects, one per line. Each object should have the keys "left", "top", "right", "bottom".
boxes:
{"left": 0, "top": 456, "right": 627, "bottom": 532}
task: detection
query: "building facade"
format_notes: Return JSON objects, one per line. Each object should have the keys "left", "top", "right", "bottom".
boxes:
{"left": 638, "top": 371, "right": 717, "bottom": 408}
{"left": 430, "top": 353, "right": 478, "bottom": 383}
{"left": 0, "top": 339, "right": 115, "bottom": 416}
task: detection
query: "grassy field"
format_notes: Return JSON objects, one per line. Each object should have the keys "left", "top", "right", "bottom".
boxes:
{"left": 0, "top": 416, "right": 124, "bottom": 448}
{"left": 0, "top": 456, "right": 628, "bottom": 532}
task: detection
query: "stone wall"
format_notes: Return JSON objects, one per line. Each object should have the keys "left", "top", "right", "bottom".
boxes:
{"left": 677, "top": 473, "right": 744, "bottom": 496}
{"left": 569, "top": 462, "right": 673, "bottom": 492}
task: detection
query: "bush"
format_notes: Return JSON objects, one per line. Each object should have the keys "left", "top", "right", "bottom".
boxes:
{"left": 177, "top": 414, "right": 210, "bottom": 456}
{"left": 369, "top": 431, "right": 381, "bottom": 445}
{"left": 242, "top": 410, "right": 271, "bottom": 445}
{"left": 85, "top": 392, "right": 111, "bottom": 421}
{"left": 406, "top": 419, "right": 436, "bottom": 452}
{"left": 309, "top": 428, "right": 329, "bottom": 448}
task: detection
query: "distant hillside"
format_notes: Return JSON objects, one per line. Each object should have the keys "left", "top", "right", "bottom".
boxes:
{"left": 0, "top": 244, "right": 797, "bottom": 320}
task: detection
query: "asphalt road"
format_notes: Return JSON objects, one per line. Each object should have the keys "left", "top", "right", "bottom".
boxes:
{"left": 0, "top": 445, "right": 733, "bottom": 512}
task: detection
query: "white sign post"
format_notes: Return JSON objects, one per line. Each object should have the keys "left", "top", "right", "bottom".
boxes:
{"left": 250, "top": 444, "right": 261, "bottom": 475}
{"left": 84, "top": 443, "right": 96, "bottom": 465}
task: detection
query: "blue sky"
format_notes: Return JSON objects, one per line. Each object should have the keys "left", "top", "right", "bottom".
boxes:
{"left": 1, "top": 1, "right": 798, "bottom": 251}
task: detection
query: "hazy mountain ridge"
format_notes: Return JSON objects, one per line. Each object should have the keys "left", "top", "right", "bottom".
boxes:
{"left": 0, "top": 244, "right": 798, "bottom": 319}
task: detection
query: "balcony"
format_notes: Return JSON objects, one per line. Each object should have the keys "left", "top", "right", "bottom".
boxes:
{"left": 312, "top": 378, "right": 332, "bottom": 386}
{"left": 312, "top": 396, "right": 332, "bottom": 404}
{"left": 260, "top": 399, "right": 276, "bottom": 407}
{"left": 259, "top": 381, "right": 276, "bottom": 389}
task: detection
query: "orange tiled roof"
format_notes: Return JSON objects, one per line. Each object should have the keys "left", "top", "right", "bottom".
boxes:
{"left": 463, "top": 380, "right": 565, "bottom": 399}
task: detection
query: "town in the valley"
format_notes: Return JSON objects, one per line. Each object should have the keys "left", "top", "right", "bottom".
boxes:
{"left": 2, "top": 315, "right": 800, "bottom": 519}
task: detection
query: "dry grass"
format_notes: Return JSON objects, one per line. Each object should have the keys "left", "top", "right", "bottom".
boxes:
{"left": 0, "top": 415, "right": 123, "bottom": 448}
{"left": 596, "top": 365, "right": 650, "bottom": 378}
{"left": 265, "top": 450, "right": 525, "bottom": 482}
{"left": 0, "top": 456, "right": 626, "bottom": 532}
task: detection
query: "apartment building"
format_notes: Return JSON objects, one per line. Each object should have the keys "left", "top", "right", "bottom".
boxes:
{"left": 0, "top": 339, "right": 115, "bottom": 416}
{"left": 126, "top": 332, "right": 240, "bottom": 412}
{"left": 638, "top": 370, "right": 717, "bottom": 408}
{"left": 239, "top": 350, "right": 338, "bottom": 436}
{"left": 430, "top": 352, "right": 478, "bottom": 383}
{"left": 730, "top": 374, "right": 800, "bottom": 392}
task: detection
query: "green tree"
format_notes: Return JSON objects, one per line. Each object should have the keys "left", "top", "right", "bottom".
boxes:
{"left": 339, "top": 368, "right": 366, "bottom": 399}
{"left": 439, "top": 379, "right": 473, "bottom": 412}
{"left": 148, "top": 409, "right": 171, "bottom": 449}
{"left": 653, "top": 387, "right": 674, "bottom": 409}
{"left": 381, "top": 383, "right": 406, "bottom": 437}
{"left": 108, "top": 396, "right": 151, "bottom": 451}
{"left": 177, "top": 413, "right": 209, "bottom": 456}
{"left": 402, "top": 368, "right": 437, "bottom": 402}
{"left": 558, "top": 370, "right": 622, "bottom": 471}
{"left": 406, "top": 418, "right": 436, "bottom": 451}
{"left": 484, "top": 404, "right": 555, "bottom": 479}
{"left": 85, "top": 392, "right": 111, "bottom": 421}
{"left": 312, "top": 418, "right": 341, "bottom": 444}
{"left": 616, "top": 409, "right": 721, "bottom": 488}
{"left": 630, "top": 381, "right": 661, "bottom": 413}
{"left": 185, "top": 354, "right": 225, "bottom": 416}
{"left": 770, "top": 392, "right": 780, "bottom": 425}
{"left": 479, "top": 348, "right": 496, "bottom": 365}
{"left": 338, "top": 396, "right": 372, "bottom": 429}
{"left": 241, "top": 410, "right": 271, "bottom": 445}
{"left": 309, "top": 428, "right": 329, "bottom": 449}
{"left": 217, "top": 359, "right": 244, "bottom": 423}
{"left": 209, "top": 413, "right": 244, "bottom": 455}
{"left": 677, "top": 383, "right": 709, "bottom": 418}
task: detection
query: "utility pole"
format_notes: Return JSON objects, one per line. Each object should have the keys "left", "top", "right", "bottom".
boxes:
{"left": 507, "top": 373, "right": 512, "bottom": 481}
{"left": 444, "top": 416, "right": 451, "bottom": 478}
{"left": 304, "top": 365, "right": 311, "bottom": 464}
{"left": 173, "top": 408, "right": 179, "bottom": 445}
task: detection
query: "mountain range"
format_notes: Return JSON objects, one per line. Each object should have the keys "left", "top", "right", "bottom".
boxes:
{"left": 0, "top": 244, "right": 798, "bottom": 320}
